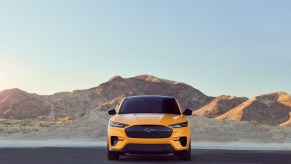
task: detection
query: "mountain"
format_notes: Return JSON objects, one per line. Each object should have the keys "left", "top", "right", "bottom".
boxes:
{"left": 0, "top": 75, "right": 213, "bottom": 121}
{"left": 216, "top": 92, "right": 291, "bottom": 126}
{"left": 92, "top": 75, "right": 213, "bottom": 110}
{"left": 0, "top": 88, "right": 50, "bottom": 119}
{"left": 193, "top": 95, "right": 248, "bottom": 118}
{"left": 1, "top": 75, "right": 291, "bottom": 127}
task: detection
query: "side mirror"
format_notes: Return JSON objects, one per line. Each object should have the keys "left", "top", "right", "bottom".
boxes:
{"left": 108, "top": 108, "right": 116, "bottom": 115}
{"left": 183, "top": 109, "right": 192, "bottom": 116}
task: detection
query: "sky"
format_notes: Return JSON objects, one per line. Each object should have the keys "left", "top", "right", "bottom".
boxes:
{"left": 0, "top": 0, "right": 291, "bottom": 97}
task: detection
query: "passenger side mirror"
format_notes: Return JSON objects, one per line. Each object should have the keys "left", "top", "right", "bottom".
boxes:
{"left": 108, "top": 108, "right": 116, "bottom": 115}
{"left": 183, "top": 109, "right": 192, "bottom": 116}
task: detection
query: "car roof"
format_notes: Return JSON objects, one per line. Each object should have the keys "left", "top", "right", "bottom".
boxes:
{"left": 125, "top": 95, "right": 175, "bottom": 99}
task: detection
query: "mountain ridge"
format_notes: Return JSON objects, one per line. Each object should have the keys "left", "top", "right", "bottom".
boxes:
{"left": 0, "top": 75, "right": 213, "bottom": 120}
{"left": 1, "top": 75, "right": 291, "bottom": 127}
{"left": 216, "top": 92, "right": 291, "bottom": 126}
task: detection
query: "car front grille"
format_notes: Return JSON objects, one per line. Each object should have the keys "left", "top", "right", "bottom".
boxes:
{"left": 125, "top": 125, "right": 172, "bottom": 138}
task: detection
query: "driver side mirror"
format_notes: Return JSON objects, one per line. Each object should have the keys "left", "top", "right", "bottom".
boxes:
{"left": 183, "top": 109, "right": 192, "bottom": 116}
{"left": 108, "top": 108, "right": 116, "bottom": 115}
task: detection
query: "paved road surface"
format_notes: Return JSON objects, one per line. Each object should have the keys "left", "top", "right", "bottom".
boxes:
{"left": 0, "top": 147, "right": 291, "bottom": 164}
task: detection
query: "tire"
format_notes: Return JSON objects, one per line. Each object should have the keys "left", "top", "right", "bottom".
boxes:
{"left": 107, "top": 146, "right": 119, "bottom": 160}
{"left": 178, "top": 140, "right": 191, "bottom": 160}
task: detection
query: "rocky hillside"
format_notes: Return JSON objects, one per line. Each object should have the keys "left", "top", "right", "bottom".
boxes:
{"left": 0, "top": 75, "right": 213, "bottom": 121}
{"left": 280, "top": 112, "right": 291, "bottom": 126}
{"left": 193, "top": 95, "right": 248, "bottom": 118}
{"left": 0, "top": 88, "right": 50, "bottom": 120}
{"left": 1, "top": 75, "right": 291, "bottom": 127}
{"left": 216, "top": 92, "right": 291, "bottom": 126}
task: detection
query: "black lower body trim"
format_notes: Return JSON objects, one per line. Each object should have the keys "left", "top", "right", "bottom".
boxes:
{"left": 120, "top": 144, "right": 175, "bottom": 154}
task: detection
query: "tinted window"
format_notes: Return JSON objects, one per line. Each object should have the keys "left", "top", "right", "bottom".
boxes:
{"left": 118, "top": 98, "right": 181, "bottom": 114}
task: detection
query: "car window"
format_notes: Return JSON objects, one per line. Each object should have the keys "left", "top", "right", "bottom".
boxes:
{"left": 118, "top": 98, "right": 181, "bottom": 114}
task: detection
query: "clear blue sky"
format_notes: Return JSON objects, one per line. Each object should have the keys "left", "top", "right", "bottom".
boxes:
{"left": 0, "top": 0, "right": 291, "bottom": 97}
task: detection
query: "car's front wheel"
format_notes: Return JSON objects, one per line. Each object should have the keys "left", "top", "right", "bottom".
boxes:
{"left": 178, "top": 140, "right": 191, "bottom": 160}
{"left": 107, "top": 145, "right": 119, "bottom": 160}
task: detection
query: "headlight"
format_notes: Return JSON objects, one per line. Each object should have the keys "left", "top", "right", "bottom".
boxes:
{"left": 169, "top": 121, "right": 188, "bottom": 128}
{"left": 110, "top": 120, "right": 128, "bottom": 128}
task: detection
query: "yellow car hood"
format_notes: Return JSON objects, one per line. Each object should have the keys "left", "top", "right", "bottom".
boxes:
{"left": 111, "top": 113, "right": 187, "bottom": 125}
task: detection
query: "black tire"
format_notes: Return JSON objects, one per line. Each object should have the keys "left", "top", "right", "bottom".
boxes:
{"left": 178, "top": 140, "right": 191, "bottom": 160}
{"left": 107, "top": 147, "right": 119, "bottom": 160}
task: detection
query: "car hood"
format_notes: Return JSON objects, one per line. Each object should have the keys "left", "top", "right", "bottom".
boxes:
{"left": 111, "top": 113, "right": 187, "bottom": 125}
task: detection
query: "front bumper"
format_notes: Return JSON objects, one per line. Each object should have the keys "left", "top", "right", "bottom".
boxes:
{"left": 107, "top": 125, "right": 190, "bottom": 153}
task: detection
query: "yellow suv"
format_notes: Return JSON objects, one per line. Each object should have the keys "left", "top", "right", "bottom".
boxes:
{"left": 107, "top": 95, "right": 192, "bottom": 160}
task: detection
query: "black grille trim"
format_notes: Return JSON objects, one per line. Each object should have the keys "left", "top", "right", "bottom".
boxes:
{"left": 123, "top": 144, "right": 174, "bottom": 153}
{"left": 125, "top": 125, "right": 172, "bottom": 138}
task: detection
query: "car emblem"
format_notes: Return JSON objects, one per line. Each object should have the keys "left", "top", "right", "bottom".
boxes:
{"left": 144, "top": 128, "right": 152, "bottom": 133}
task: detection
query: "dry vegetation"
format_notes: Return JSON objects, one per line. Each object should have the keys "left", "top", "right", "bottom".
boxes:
{"left": 2, "top": 112, "right": 291, "bottom": 143}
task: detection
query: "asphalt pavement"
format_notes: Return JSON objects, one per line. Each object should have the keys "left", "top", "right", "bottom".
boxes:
{"left": 0, "top": 147, "right": 291, "bottom": 164}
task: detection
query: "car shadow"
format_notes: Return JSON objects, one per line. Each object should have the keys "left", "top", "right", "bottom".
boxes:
{"left": 119, "top": 154, "right": 190, "bottom": 163}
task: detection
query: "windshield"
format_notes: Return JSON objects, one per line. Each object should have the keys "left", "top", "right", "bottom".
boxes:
{"left": 118, "top": 97, "right": 181, "bottom": 114}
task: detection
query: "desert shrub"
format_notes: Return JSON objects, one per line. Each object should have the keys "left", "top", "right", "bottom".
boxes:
{"left": 79, "top": 112, "right": 87, "bottom": 118}
{"left": 20, "top": 121, "right": 33, "bottom": 127}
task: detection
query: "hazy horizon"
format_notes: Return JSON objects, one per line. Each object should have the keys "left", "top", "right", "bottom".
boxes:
{"left": 1, "top": 0, "right": 291, "bottom": 97}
